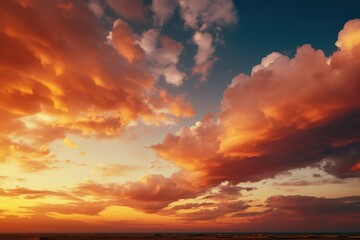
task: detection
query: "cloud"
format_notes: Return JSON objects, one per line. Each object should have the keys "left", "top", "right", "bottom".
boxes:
{"left": 1, "top": 173, "right": 196, "bottom": 215}
{"left": 139, "top": 31, "right": 186, "bottom": 86}
{"left": 138, "top": 29, "right": 159, "bottom": 54}
{"left": 152, "top": 0, "right": 176, "bottom": 26}
{"left": 5, "top": 141, "right": 56, "bottom": 172}
{"left": 106, "top": 0, "right": 146, "bottom": 21}
{"left": 119, "top": 174, "right": 196, "bottom": 213}
{"left": 199, "top": 182, "right": 256, "bottom": 203}
{"left": 162, "top": 65, "right": 186, "bottom": 86}
{"left": 156, "top": 36, "right": 184, "bottom": 66}
{"left": 336, "top": 19, "right": 360, "bottom": 50}
{"left": 273, "top": 178, "right": 344, "bottom": 187}
{"left": 94, "top": 163, "right": 139, "bottom": 177}
{"left": 0, "top": 0, "right": 193, "bottom": 171}
{"left": 152, "top": 116, "right": 219, "bottom": 171}
{"left": 153, "top": 20, "right": 360, "bottom": 187}
{"left": 147, "top": 89, "right": 195, "bottom": 123}
{"left": 27, "top": 201, "right": 108, "bottom": 215}
{"left": 1, "top": 184, "right": 359, "bottom": 231}
{"left": 57, "top": 176, "right": 255, "bottom": 217}
{"left": 178, "top": 0, "right": 237, "bottom": 29}
{"left": 168, "top": 202, "right": 214, "bottom": 211}
{"left": 107, "top": 19, "right": 144, "bottom": 63}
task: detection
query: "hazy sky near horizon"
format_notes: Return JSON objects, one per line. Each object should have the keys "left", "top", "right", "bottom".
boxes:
{"left": 0, "top": 0, "right": 360, "bottom": 232}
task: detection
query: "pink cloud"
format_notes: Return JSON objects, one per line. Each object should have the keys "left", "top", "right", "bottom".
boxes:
{"left": 139, "top": 31, "right": 186, "bottom": 86}
{"left": 178, "top": 0, "right": 237, "bottom": 29}
{"left": 152, "top": 0, "right": 176, "bottom": 26}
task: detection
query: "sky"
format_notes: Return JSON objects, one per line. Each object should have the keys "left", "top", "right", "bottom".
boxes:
{"left": 0, "top": 0, "right": 360, "bottom": 233}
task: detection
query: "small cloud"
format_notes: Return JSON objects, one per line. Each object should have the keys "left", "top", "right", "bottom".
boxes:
{"left": 139, "top": 31, "right": 186, "bottom": 86}
{"left": 178, "top": 0, "right": 237, "bottom": 29}
{"left": 107, "top": 19, "right": 144, "bottom": 64}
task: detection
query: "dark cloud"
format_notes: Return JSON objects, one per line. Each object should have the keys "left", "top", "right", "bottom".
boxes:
{"left": 265, "top": 195, "right": 360, "bottom": 216}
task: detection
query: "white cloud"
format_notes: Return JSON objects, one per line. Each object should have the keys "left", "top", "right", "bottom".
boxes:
{"left": 139, "top": 30, "right": 185, "bottom": 86}
{"left": 178, "top": 0, "right": 237, "bottom": 81}
{"left": 193, "top": 31, "right": 214, "bottom": 65}
{"left": 162, "top": 65, "right": 186, "bottom": 86}
{"left": 63, "top": 137, "right": 78, "bottom": 149}
{"left": 139, "top": 29, "right": 159, "bottom": 54}
{"left": 178, "top": 0, "right": 206, "bottom": 29}
{"left": 191, "top": 31, "right": 216, "bottom": 80}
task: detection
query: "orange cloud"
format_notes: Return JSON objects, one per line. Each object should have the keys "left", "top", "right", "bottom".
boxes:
{"left": 73, "top": 172, "right": 198, "bottom": 213}
{"left": 27, "top": 201, "right": 108, "bottom": 216}
{"left": 139, "top": 31, "right": 186, "bottom": 86}
{"left": 153, "top": 19, "right": 360, "bottom": 187}
{"left": 0, "top": 187, "right": 78, "bottom": 201}
{"left": 176, "top": 200, "right": 249, "bottom": 221}
{"left": 107, "top": 19, "right": 144, "bottom": 63}
{"left": 1, "top": 183, "right": 359, "bottom": 232}
{"left": 0, "top": 0, "right": 193, "bottom": 171}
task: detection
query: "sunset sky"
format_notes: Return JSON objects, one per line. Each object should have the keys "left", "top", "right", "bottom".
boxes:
{"left": 1, "top": 0, "right": 360, "bottom": 233}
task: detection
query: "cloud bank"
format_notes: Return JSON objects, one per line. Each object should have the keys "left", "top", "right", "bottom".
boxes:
{"left": 153, "top": 19, "right": 360, "bottom": 187}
